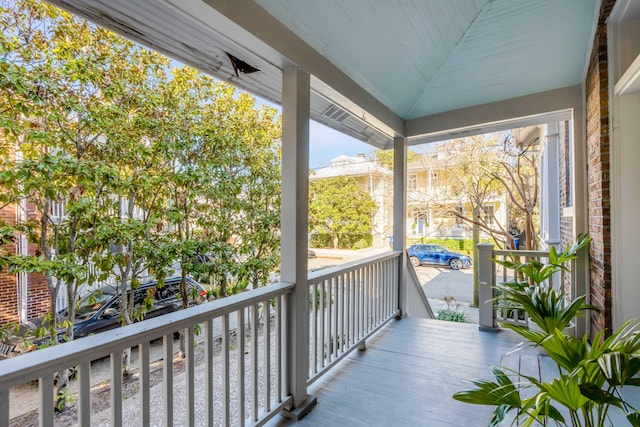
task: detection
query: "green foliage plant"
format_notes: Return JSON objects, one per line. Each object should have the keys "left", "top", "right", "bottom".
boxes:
{"left": 453, "top": 235, "right": 640, "bottom": 426}
{"left": 418, "top": 237, "right": 496, "bottom": 255}
{"left": 437, "top": 296, "right": 468, "bottom": 323}
{"left": 494, "top": 235, "right": 593, "bottom": 336}
{"left": 437, "top": 308, "right": 468, "bottom": 323}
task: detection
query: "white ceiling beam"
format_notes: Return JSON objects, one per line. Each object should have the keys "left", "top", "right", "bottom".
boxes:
{"left": 405, "top": 85, "right": 581, "bottom": 144}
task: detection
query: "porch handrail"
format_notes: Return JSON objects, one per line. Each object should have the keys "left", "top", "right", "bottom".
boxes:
{"left": 0, "top": 281, "right": 294, "bottom": 427}
{"left": 307, "top": 251, "right": 401, "bottom": 385}
{"left": 1, "top": 251, "right": 417, "bottom": 425}
{"left": 307, "top": 251, "right": 401, "bottom": 283}
{"left": 478, "top": 244, "right": 577, "bottom": 332}
{"left": 405, "top": 253, "right": 434, "bottom": 319}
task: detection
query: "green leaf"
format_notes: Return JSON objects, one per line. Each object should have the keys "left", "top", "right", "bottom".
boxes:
{"left": 627, "top": 412, "right": 640, "bottom": 427}
{"left": 539, "top": 375, "right": 589, "bottom": 411}
{"left": 452, "top": 366, "right": 521, "bottom": 408}
{"left": 579, "top": 383, "right": 624, "bottom": 408}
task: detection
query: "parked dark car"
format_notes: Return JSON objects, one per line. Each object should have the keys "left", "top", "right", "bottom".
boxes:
{"left": 63, "top": 276, "right": 204, "bottom": 338}
{"left": 407, "top": 244, "right": 472, "bottom": 270}
{"left": 1, "top": 277, "right": 204, "bottom": 358}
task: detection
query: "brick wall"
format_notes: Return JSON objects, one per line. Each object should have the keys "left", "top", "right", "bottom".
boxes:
{"left": 26, "top": 258, "right": 49, "bottom": 321}
{"left": 558, "top": 120, "right": 574, "bottom": 295}
{"left": 0, "top": 144, "right": 51, "bottom": 326}
{"left": 0, "top": 202, "right": 19, "bottom": 325}
{"left": 585, "top": 0, "right": 616, "bottom": 338}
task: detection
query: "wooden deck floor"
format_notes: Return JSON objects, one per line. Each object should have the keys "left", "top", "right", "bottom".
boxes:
{"left": 270, "top": 318, "right": 528, "bottom": 427}
{"left": 268, "top": 318, "right": 639, "bottom": 427}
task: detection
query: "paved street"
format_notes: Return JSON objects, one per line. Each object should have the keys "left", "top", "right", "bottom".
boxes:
{"left": 309, "top": 248, "right": 478, "bottom": 323}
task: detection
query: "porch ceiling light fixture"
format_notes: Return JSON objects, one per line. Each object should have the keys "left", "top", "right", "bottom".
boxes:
{"left": 225, "top": 52, "right": 260, "bottom": 77}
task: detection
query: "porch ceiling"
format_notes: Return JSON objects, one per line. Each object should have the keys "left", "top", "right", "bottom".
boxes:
{"left": 45, "top": 0, "right": 598, "bottom": 148}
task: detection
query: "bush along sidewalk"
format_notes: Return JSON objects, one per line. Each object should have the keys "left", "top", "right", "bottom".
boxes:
{"left": 453, "top": 235, "right": 640, "bottom": 426}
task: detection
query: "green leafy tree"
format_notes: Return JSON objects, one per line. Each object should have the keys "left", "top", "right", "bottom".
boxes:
{"left": 159, "top": 70, "right": 282, "bottom": 300}
{"left": 309, "top": 176, "right": 377, "bottom": 249}
{"left": 0, "top": 0, "right": 169, "bottom": 405}
{"left": 204, "top": 86, "right": 281, "bottom": 295}
{"left": 438, "top": 136, "right": 504, "bottom": 305}
{"left": 0, "top": 0, "right": 282, "bottom": 366}
{"left": 492, "top": 132, "right": 540, "bottom": 250}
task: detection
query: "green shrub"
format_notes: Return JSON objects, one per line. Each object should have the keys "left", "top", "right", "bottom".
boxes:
{"left": 352, "top": 238, "right": 370, "bottom": 249}
{"left": 437, "top": 308, "right": 468, "bottom": 323}
{"left": 416, "top": 237, "right": 496, "bottom": 255}
{"left": 310, "top": 233, "right": 333, "bottom": 248}
{"left": 310, "top": 232, "right": 372, "bottom": 249}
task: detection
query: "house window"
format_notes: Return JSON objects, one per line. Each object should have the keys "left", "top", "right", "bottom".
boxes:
{"left": 483, "top": 205, "right": 495, "bottom": 226}
{"left": 428, "top": 170, "right": 438, "bottom": 190}
{"left": 408, "top": 173, "right": 418, "bottom": 191}
{"left": 413, "top": 208, "right": 428, "bottom": 234}
{"left": 49, "top": 201, "right": 67, "bottom": 224}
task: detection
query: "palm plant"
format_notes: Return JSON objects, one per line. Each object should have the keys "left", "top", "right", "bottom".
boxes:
{"left": 453, "top": 236, "right": 640, "bottom": 426}
{"left": 495, "top": 234, "right": 593, "bottom": 336}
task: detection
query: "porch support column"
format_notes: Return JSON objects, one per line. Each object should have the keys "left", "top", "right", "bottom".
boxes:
{"left": 280, "top": 66, "right": 316, "bottom": 418}
{"left": 478, "top": 243, "right": 497, "bottom": 331}
{"left": 393, "top": 137, "right": 407, "bottom": 317}
{"left": 542, "top": 122, "right": 561, "bottom": 249}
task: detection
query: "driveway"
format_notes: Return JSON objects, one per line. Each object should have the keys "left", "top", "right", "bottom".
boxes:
{"left": 415, "top": 265, "right": 478, "bottom": 323}
{"left": 417, "top": 265, "right": 473, "bottom": 302}
{"left": 307, "top": 248, "right": 478, "bottom": 323}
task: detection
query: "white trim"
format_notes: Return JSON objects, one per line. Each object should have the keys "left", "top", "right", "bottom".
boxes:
{"left": 406, "top": 86, "right": 579, "bottom": 144}
{"left": 614, "top": 53, "right": 640, "bottom": 95}
{"left": 562, "top": 206, "right": 575, "bottom": 218}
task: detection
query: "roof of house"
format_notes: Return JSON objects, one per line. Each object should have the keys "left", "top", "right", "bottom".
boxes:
{"left": 310, "top": 155, "right": 392, "bottom": 180}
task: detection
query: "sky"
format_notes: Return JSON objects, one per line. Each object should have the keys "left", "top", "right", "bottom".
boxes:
{"left": 254, "top": 95, "right": 376, "bottom": 170}
{"left": 308, "top": 121, "right": 373, "bottom": 170}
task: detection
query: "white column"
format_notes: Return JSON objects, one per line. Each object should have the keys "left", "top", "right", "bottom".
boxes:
{"left": 393, "top": 137, "right": 407, "bottom": 316}
{"left": 477, "top": 242, "right": 497, "bottom": 331}
{"left": 608, "top": 4, "right": 640, "bottom": 331}
{"left": 280, "top": 67, "right": 316, "bottom": 417}
{"left": 542, "top": 123, "right": 561, "bottom": 247}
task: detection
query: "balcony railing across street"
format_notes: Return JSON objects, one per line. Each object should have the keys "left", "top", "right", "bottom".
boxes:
{"left": 0, "top": 252, "right": 418, "bottom": 427}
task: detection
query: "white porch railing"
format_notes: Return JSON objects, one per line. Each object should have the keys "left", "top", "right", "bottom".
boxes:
{"left": 405, "top": 253, "right": 435, "bottom": 319}
{"left": 0, "top": 252, "right": 432, "bottom": 426}
{"left": 0, "top": 282, "right": 294, "bottom": 427}
{"left": 307, "top": 252, "right": 401, "bottom": 384}
{"left": 477, "top": 244, "right": 577, "bottom": 331}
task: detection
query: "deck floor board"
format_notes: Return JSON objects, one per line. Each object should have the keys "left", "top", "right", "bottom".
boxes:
{"left": 269, "top": 318, "right": 640, "bottom": 426}
{"left": 269, "top": 318, "right": 526, "bottom": 427}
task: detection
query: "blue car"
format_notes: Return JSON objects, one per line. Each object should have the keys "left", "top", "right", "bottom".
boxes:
{"left": 407, "top": 244, "right": 472, "bottom": 270}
